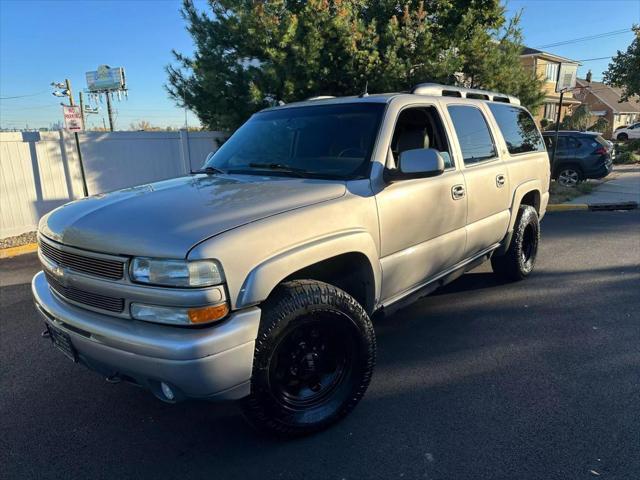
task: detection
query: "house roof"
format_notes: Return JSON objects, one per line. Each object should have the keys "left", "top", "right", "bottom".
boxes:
{"left": 576, "top": 79, "right": 640, "bottom": 114}
{"left": 521, "top": 47, "right": 580, "bottom": 65}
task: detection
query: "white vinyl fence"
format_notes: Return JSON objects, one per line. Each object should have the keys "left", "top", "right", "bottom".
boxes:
{"left": 0, "top": 130, "right": 226, "bottom": 238}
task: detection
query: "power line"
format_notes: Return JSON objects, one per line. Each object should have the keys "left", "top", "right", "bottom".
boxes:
{"left": 0, "top": 90, "right": 49, "bottom": 100}
{"left": 577, "top": 56, "right": 613, "bottom": 62}
{"left": 534, "top": 28, "right": 631, "bottom": 49}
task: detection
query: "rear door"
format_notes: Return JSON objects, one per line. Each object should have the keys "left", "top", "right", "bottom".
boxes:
{"left": 445, "top": 103, "right": 510, "bottom": 257}
{"left": 545, "top": 135, "right": 577, "bottom": 173}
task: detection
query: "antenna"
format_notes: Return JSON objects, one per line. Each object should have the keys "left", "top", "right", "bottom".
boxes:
{"left": 359, "top": 81, "right": 369, "bottom": 98}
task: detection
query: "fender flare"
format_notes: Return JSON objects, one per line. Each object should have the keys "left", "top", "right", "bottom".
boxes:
{"left": 235, "top": 229, "right": 381, "bottom": 310}
{"left": 495, "top": 180, "right": 542, "bottom": 255}
{"left": 508, "top": 179, "right": 542, "bottom": 232}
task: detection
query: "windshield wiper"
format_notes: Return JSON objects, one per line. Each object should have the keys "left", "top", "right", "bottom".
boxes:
{"left": 248, "top": 162, "right": 309, "bottom": 174}
{"left": 231, "top": 162, "right": 346, "bottom": 180}
{"left": 192, "top": 166, "right": 225, "bottom": 175}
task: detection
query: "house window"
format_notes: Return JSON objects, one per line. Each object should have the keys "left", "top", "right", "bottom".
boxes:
{"left": 545, "top": 63, "right": 558, "bottom": 82}
{"left": 543, "top": 103, "right": 558, "bottom": 120}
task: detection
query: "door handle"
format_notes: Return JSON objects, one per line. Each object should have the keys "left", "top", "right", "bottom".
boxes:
{"left": 452, "top": 184, "right": 465, "bottom": 200}
{"left": 496, "top": 174, "right": 506, "bottom": 187}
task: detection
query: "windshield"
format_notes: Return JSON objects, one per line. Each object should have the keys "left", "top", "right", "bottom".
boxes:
{"left": 204, "top": 103, "right": 385, "bottom": 179}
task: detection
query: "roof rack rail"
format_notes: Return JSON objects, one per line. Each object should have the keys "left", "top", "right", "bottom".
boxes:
{"left": 411, "top": 83, "right": 520, "bottom": 106}
{"left": 306, "top": 95, "right": 336, "bottom": 101}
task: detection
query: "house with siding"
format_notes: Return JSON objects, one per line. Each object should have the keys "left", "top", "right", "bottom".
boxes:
{"left": 572, "top": 78, "right": 640, "bottom": 138}
{"left": 520, "top": 47, "right": 582, "bottom": 125}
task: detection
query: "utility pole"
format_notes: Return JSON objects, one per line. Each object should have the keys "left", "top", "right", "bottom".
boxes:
{"left": 78, "top": 91, "right": 85, "bottom": 126}
{"left": 551, "top": 89, "right": 564, "bottom": 167}
{"left": 64, "top": 79, "right": 89, "bottom": 197}
{"left": 105, "top": 92, "right": 114, "bottom": 131}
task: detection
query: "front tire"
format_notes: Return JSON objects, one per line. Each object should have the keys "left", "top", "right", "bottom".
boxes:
{"left": 491, "top": 205, "right": 540, "bottom": 281}
{"left": 617, "top": 132, "right": 628, "bottom": 141}
{"left": 241, "top": 280, "right": 376, "bottom": 437}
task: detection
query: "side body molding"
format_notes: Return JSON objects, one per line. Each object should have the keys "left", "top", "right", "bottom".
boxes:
{"left": 236, "top": 230, "right": 382, "bottom": 309}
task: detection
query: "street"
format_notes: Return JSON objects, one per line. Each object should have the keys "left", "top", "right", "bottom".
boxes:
{"left": 1, "top": 210, "right": 639, "bottom": 480}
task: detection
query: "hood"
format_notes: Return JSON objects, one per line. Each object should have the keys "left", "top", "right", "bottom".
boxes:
{"left": 40, "top": 174, "right": 345, "bottom": 257}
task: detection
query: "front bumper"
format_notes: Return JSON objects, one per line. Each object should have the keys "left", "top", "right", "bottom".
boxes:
{"left": 32, "top": 271, "right": 260, "bottom": 401}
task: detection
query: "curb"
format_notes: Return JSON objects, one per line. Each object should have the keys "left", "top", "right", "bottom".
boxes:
{"left": 0, "top": 243, "right": 38, "bottom": 259}
{"left": 547, "top": 202, "right": 638, "bottom": 212}
{"left": 547, "top": 204, "right": 589, "bottom": 212}
{"left": 589, "top": 202, "right": 638, "bottom": 211}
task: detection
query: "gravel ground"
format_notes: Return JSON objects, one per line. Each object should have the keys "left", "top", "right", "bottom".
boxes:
{"left": 0, "top": 231, "right": 36, "bottom": 249}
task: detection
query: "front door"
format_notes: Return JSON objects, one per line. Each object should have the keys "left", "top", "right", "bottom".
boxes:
{"left": 376, "top": 105, "right": 468, "bottom": 304}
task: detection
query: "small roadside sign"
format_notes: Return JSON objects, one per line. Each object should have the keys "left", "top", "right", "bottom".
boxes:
{"left": 62, "top": 105, "right": 84, "bottom": 132}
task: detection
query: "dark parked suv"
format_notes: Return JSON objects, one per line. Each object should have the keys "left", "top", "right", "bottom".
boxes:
{"left": 543, "top": 131, "right": 613, "bottom": 187}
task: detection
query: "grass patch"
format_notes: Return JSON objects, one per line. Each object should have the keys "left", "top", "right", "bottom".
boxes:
{"left": 549, "top": 181, "right": 594, "bottom": 204}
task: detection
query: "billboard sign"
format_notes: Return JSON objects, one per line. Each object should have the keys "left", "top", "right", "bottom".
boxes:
{"left": 62, "top": 105, "right": 84, "bottom": 132}
{"left": 556, "top": 63, "right": 578, "bottom": 93}
{"left": 86, "top": 65, "right": 126, "bottom": 92}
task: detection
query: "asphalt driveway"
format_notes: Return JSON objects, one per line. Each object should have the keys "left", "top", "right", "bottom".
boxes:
{"left": 1, "top": 210, "right": 639, "bottom": 480}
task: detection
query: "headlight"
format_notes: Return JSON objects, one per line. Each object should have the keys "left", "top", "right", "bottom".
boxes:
{"left": 130, "top": 258, "right": 223, "bottom": 287}
{"left": 131, "top": 302, "right": 229, "bottom": 326}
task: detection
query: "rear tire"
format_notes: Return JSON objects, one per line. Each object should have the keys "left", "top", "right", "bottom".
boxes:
{"left": 241, "top": 280, "right": 376, "bottom": 437}
{"left": 491, "top": 205, "right": 540, "bottom": 281}
{"left": 617, "top": 132, "right": 628, "bottom": 141}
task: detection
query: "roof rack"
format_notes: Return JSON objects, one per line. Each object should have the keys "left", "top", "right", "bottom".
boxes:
{"left": 306, "top": 95, "right": 336, "bottom": 101}
{"left": 411, "top": 83, "right": 520, "bottom": 106}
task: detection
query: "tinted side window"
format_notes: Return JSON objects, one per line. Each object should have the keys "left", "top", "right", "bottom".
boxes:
{"left": 488, "top": 103, "right": 545, "bottom": 154}
{"left": 447, "top": 106, "right": 497, "bottom": 165}
{"left": 391, "top": 106, "right": 454, "bottom": 169}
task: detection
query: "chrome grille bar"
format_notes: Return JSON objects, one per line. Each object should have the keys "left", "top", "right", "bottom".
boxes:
{"left": 45, "top": 272, "right": 125, "bottom": 313}
{"left": 39, "top": 240, "right": 124, "bottom": 280}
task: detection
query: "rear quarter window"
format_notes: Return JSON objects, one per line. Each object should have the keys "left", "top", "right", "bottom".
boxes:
{"left": 488, "top": 103, "right": 545, "bottom": 155}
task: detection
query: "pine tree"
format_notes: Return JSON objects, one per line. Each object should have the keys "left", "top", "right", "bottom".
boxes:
{"left": 167, "top": 0, "right": 544, "bottom": 130}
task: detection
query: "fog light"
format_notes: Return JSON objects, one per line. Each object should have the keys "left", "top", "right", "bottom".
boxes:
{"left": 161, "top": 382, "right": 175, "bottom": 401}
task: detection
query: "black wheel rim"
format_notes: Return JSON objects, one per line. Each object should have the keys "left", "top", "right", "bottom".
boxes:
{"left": 268, "top": 313, "right": 356, "bottom": 410}
{"left": 521, "top": 223, "right": 537, "bottom": 264}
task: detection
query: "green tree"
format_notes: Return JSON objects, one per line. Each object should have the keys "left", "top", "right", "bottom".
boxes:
{"left": 588, "top": 117, "right": 608, "bottom": 134}
{"left": 167, "top": 0, "right": 544, "bottom": 131}
{"left": 563, "top": 104, "right": 591, "bottom": 131}
{"left": 603, "top": 25, "right": 640, "bottom": 102}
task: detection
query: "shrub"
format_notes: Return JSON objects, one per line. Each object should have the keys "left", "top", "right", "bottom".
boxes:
{"left": 615, "top": 150, "right": 639, "bottom": 164}
{"left": 626, "top": 139, "right": 640, "bottom": 153}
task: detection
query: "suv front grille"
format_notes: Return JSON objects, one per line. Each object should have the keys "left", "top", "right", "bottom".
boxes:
{"left": 40, "top": 240, "right": 124, "bottom": 280}
{"left": 45, "top": 272, "right": 125, "bottom": 313}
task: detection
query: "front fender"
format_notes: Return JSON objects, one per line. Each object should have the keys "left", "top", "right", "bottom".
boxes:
{"left": 236, "top": 229, "right": 381, "bottom": 309}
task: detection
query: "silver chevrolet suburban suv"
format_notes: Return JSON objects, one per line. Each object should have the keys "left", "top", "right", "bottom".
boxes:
{"left": 33, "top": 83, "right": 550, "bottom": 436}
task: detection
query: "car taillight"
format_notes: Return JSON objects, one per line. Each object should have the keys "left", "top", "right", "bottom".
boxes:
{"left": 595, "top": 147, "right": 607, "bottom": 155}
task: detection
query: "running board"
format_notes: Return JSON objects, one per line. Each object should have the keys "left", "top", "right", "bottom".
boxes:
{"left": 376, "top": 243, "right": 500, "bottom": 315}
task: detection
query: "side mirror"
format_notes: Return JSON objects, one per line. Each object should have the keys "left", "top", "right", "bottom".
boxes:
{"left": 386, "top": 148, "right": 445, "bottom": 182}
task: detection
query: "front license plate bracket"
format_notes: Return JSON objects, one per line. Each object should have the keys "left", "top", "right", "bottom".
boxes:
{"left": 45, "top": 323, "right": 78, "bottom": 363}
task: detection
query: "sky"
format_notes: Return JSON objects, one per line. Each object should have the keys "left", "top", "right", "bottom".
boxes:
{"left": 0, "top": 0, "right": 638, "bottom": 131}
